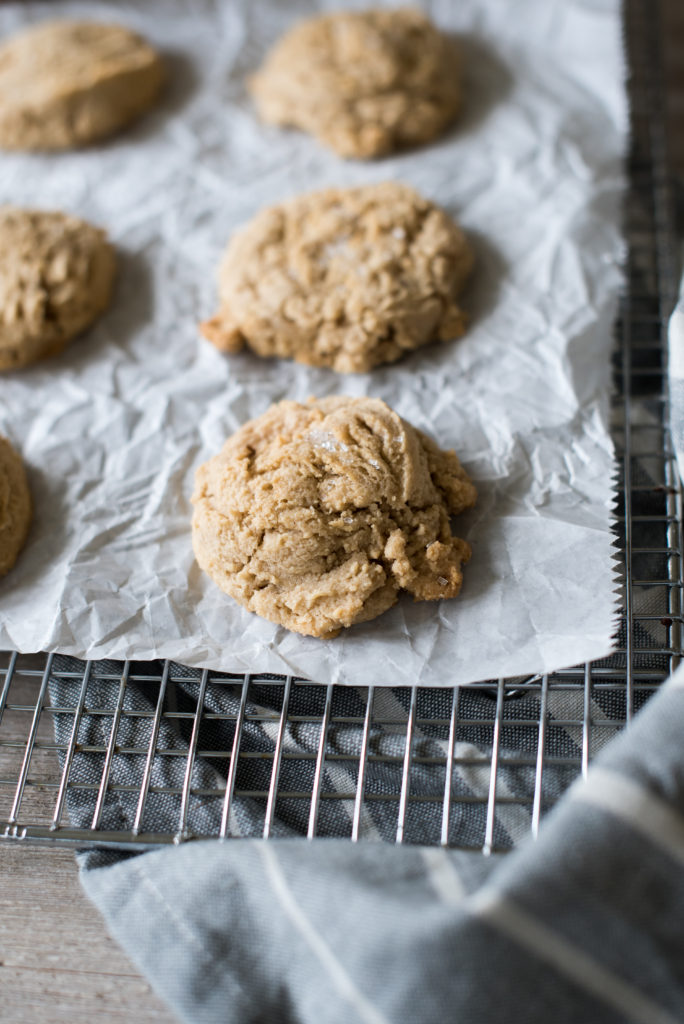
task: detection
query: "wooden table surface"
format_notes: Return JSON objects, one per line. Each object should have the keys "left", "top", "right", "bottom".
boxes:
{"left": 2, "top": 5, "right": 683, "bottom": 1022}
{"left": 0, "top": 845, "right": 170, "bottom": 1022}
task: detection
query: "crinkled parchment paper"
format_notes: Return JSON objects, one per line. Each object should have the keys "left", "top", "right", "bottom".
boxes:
{"left": 0, "top": 0, "right": 626, "bottom": 686}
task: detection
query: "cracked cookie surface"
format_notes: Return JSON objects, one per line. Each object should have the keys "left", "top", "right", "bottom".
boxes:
{"left": 249, "top": 7, "right": 461, "bottom": 159}
{"left": 0, "top": 207, "right": 116, "bottom": 371}
{"left": 0, "top": 437, "right": 31, "bottom": 578}
{"left": 191, "top": 396, "right": 476, "bottom": 639}
{"left": 0, "top": 20, "right": 164, "bottom": 150}
{"left": 200, "top": 182, "right": 473, "bottom": 374}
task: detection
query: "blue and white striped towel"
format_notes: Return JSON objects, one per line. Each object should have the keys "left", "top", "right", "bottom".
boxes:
{"left": 56, "top": 657, "right": 684, "bottom": 1024}
{"left": 669, "top": 264, "right": 684, "bottom": 482}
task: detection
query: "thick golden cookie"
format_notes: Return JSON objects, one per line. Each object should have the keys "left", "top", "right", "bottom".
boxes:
{"left": 0, "top": 437, "right": 31, "bottom": 578}
{"left": 249, "top": 8, "right": 461, "bottom": 159}
{"left": 191, "top": 397, "right": 476, "bottom": 639}
{"left": 200, "top": 182, "right": 473, "bottom": 374}
{"left": 0, "top": 20, "right": 164, "bottom": 150}
{"left": 0, "top": 207, "right": 116, "bottom": 371}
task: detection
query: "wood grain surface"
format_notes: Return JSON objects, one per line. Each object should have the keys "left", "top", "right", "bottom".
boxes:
{"left": 0, "top": 672, "right": 172, "bottom": 1020}
{"left": 0, "top": 845, "right": 170, "bottom": 1023}
{"left": 1, "top": 5, "right": 683, "bottom": 1022}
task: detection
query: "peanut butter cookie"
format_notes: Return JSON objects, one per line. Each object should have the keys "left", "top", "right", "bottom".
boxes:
{"left": 0, "top": 437, "right": 31, "bottom": 578}
{"left": 200, "top": 182, "right": 473, "bottom": 373}
{"left": 191, "top": 396, "right": 476, "bottom": 639}
{"left": 249, "top": 8, "right": 461, "bottom": 159}
{"left": 0, "top": 20, "right": 164, "bottom": 150}
{"left": 0, "top": 207, "right": 116, "bottom": 371}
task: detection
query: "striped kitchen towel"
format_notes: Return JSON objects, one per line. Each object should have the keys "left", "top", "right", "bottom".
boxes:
{"left": 72, "top": 662, "right": 684, "bottom": 1024}
{"left": 669, "top": 259, "right": 684, "bottom": 483}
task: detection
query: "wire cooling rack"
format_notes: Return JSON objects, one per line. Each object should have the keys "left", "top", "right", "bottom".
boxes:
{"left": 0, "top": 0, "right": 679, "bottom": 854}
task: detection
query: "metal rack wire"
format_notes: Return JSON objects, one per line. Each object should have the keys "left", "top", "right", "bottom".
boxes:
{"left": 0, "top": 0, "right": 679, "bottom": 854}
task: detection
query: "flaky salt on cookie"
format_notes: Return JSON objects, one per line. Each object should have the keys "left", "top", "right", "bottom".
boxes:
{"left": 191, "top": 396, "right": 476, "bottom": 639}
{"left": 0, "top": 437, "right": 31, "bottom": 578}
{"left": 249, "top": 7, "right": 461, "bottom": 159}
{"left": 0, "top": 20, "right": 164, "bottom": 151}
{"left": 200, "top": 182, "right": 473, "bottom": 374}
{"left": 0, "top": 208, "right": 116, "bottom": 371}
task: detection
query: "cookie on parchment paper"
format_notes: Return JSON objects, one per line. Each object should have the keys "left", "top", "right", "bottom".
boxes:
{"left": 200, "top": 182, "right": 473, "bottom": 374}
{"left": 0, "top": 437, "right": 31, "bottom": 578}
{"left": 0, "top": 20, "right": 164, "bottom": 150}
{"left": 0, "top": 207, "right": 116, "bottom": 371}
{"left": 191, "top": 396, "right": 477, "bottom": 639}
{"left": 249, "top": 8, "right": 462, "bottom": 159}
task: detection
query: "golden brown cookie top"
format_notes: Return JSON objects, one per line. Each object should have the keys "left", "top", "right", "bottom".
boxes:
{"left": 249, "top": 8, "right": 461, "bottom": 158}
{"left": 0, "top": 436, "right": 31, "bottom": 578}
{"left": 0, "top": 207, "right": 117, "bottom": 371}
{"left": 192, "top": 397, "right": 476, "bottom": 638}
{"left": 0, "top": 20, "right": 164, "bottom": 149}
{"left": 201, "top": 182, "right": 473, "bottom": 373}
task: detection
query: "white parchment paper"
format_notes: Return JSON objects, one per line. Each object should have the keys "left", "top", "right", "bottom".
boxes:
{"left": 0, "top": 0, "right": 626, "bottom": 686}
